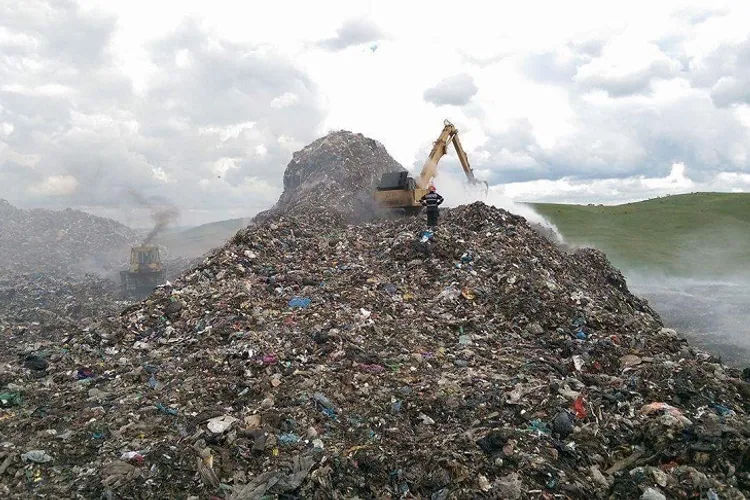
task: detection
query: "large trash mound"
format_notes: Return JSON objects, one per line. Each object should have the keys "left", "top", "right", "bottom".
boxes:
{"left": 0, "top": 272, "right": 129, "bottom": 362}
{"left": 0, "top": 273, "right": 124, "bottom": 325}
{"left": 2, "top": 202, "right": 750, "bottom": 499}
{"left": 0, "top": 199, "right": 138, "bottom": 275}
{"left": 253, "top": 130, "right": 406, "bottom": 224}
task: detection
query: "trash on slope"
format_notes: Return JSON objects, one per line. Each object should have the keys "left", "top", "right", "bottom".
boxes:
{"left": 1, "top": 202, "right": 748, "bottom": 499}
{"left": 1, "top": 131, "right": 749, "bottom": 499}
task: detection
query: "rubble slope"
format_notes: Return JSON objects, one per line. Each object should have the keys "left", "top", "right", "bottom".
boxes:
{"left": 0, "top": 200, "right": 138, "bottom": 275}
{"left": 2, "top": 203, "right": 749, "bottom": 499}
{"left": 0, "top": 273, "right": 124, "bottom": 326}
{"left": 254, "top": 130, "right": 406, "bottom": 224}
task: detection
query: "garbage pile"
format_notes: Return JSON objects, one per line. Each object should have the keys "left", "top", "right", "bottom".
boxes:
{"left": 164, "top": 255, "right": 204, "bottom": 282}
{"left": 254, "top": 130, "right": 406, "bottom": 224}
{"left": 2, "top": 201, "right": 749, "bottom": 499}
{"left": 0, "top": 272, "right": 129, "bottom": 369}
{"left": 0, "top": 200, "right": 138, "bottom": 275}
{"left": 0, "top": 272, "right": 124, "bottom": 325}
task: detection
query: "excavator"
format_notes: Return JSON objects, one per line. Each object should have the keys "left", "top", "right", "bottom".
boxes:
{"left": 374, "top": 119, "right": 488, "bottom": 215}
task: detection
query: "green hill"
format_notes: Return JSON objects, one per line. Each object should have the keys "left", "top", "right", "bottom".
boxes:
{"left": 529, "top": 192, "right": 750, "bottom": 278}
{"left": 155, "top": 217, "right": 251, "bottom": 257}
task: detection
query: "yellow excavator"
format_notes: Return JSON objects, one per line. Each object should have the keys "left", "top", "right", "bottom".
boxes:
{"left": 374, "top": 119, "right": 487, "bottom": 214}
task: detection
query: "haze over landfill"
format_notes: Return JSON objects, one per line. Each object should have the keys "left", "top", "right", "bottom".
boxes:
{"left": 3, "top": 1, "right": 750, "bottom": 225}
{"left": 2, "top": 1, "right": 750, "bottom": 499}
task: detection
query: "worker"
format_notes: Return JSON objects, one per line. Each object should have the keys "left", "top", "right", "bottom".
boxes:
{"left": 420, "top": 185, "right": 444, "bottom": 227}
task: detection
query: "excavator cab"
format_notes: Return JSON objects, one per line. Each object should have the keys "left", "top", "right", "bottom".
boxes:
{"left": 375, "top": 172, "right": 425, "bottom": 214}
{"left": 376, "top": 171, "right": 411, "bottom": 191}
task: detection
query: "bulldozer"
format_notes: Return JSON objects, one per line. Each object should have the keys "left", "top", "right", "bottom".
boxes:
{"left": 120, "top": 245, "right": 166, "bottom": 297}
{"left": 373, "top": 119, "right": 487, "bottom": 214}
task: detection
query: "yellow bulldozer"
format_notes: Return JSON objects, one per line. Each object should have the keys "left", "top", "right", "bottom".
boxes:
{"left": 120, "top": 245, "right": 166, "bottom": 297}
{"left": 373, "top": 119, "right": 487, "bottom": 214}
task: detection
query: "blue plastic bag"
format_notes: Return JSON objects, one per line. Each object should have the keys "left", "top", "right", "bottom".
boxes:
{"left": 288, "top": 297, "right": 311, "bottom": 308}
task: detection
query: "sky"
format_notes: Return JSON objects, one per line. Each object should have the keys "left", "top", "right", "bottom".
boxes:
{"left": 2, "top": 0, "right": 750, "bottom": 227}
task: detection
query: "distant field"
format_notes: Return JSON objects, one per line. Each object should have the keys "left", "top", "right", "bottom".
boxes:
{"left": 155, "top": 217, "right": 251, "bottom": 257}
{"left": 529, "top": 192, "right": 750, "bottom": 278}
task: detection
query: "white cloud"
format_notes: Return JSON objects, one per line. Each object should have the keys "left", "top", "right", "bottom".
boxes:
{"left": 1, "top": 83, "right": 76, "bottom": 96}
{"left": 3, "top": 0, "right": 750, "bottom": 225}
{"left": 501, "top": 163, "right": 750, "bottom": 205}
{"left": 174, "top": 48, "right": 191, "bottom": 68}
{"left": 152, "top": 166, "right": 169, "bottom": 182}
{"left": 0, "top": 122, "right": 14, "bottom": 137}
{"left": 0, "top": 25, "right": 37, "bottom": 48}
{"left": 574, "top": 38, "right": 683, "bottom": 96}
{"left": 211, "top": 157, "right": 238, "bottom": 177}
{"left": 2, "top": 149, "right": 41, "bottom": 168}
{"left": 423, "top": 74, "right": 478, "bottom": 106}
{"left": 270, "top": 92, "right": 299, "bottom": 109}
{"left": 199, "top": 122, "right": 257, "bottom": 142}
{"left": 317, "top": 17, "right": 386, "bottom": 51}
{"left": 27, "top": 175, "right": 79, "bottom": 195}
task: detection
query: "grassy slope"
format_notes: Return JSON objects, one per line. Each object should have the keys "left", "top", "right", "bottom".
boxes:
{"left": 155, "top": 218, "right": 251, "bottom": 257}
{"left": 529, "top": 192, "right": 750, "bottom": 278}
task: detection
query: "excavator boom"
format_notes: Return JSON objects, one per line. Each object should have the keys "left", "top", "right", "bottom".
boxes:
{"left": 416, "top": 121, "right": 456, "bottom": 189}
{"left": 416, "top": 120, "right": 485, "bottom": 189}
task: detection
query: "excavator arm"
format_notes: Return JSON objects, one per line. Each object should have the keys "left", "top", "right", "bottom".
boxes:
{"left": 450, "top": 131, "right": 476, "bottom": 183}
{"left": 416, "top": 120, "right": 487, "bottom": 190}
{"left": 416, "top": 120, "right": 456, "bottom": 189}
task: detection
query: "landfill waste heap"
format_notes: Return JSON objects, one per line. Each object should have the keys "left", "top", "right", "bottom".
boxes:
{"left": 253, "top": 130, "right": 406, "bottom": 225}
{"left": 0, "top": 272, "right": 129, "bottom": 355}
{"left": 0, "top": 273, "right": 125, "bottom": 325}
{"left": 0, "top": 200, "right": 201, "bottom": 340}
{"left": 1, "top": 131, "right": 750, "bottom": 499}
{"left": 0, "top": 199, "right": 138, "bottom": 275}
{"left": 0, "top": 201, "right": 140, "bottom": 351}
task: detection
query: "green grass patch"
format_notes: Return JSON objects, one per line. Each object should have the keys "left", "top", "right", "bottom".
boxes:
{"left": 155, "top": 218, "right": 251, "bottom": 257}
{"left": 529, "top": 192, "right": 750, "bottom": 278}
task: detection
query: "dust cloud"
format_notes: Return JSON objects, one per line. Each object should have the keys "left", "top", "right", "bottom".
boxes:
{"left": 627, "top": 273, "right": 750, "bottom": 366}
{"left": 430, "top": 170, "right": 564, "bottom": 241}
{"left": 619, "top": 226, "right": 750, "bottom": 366}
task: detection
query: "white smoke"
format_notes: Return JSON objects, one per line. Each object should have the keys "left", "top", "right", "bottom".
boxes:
{"left": 430, "top": 170, "right": 564, "bottom": 240}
